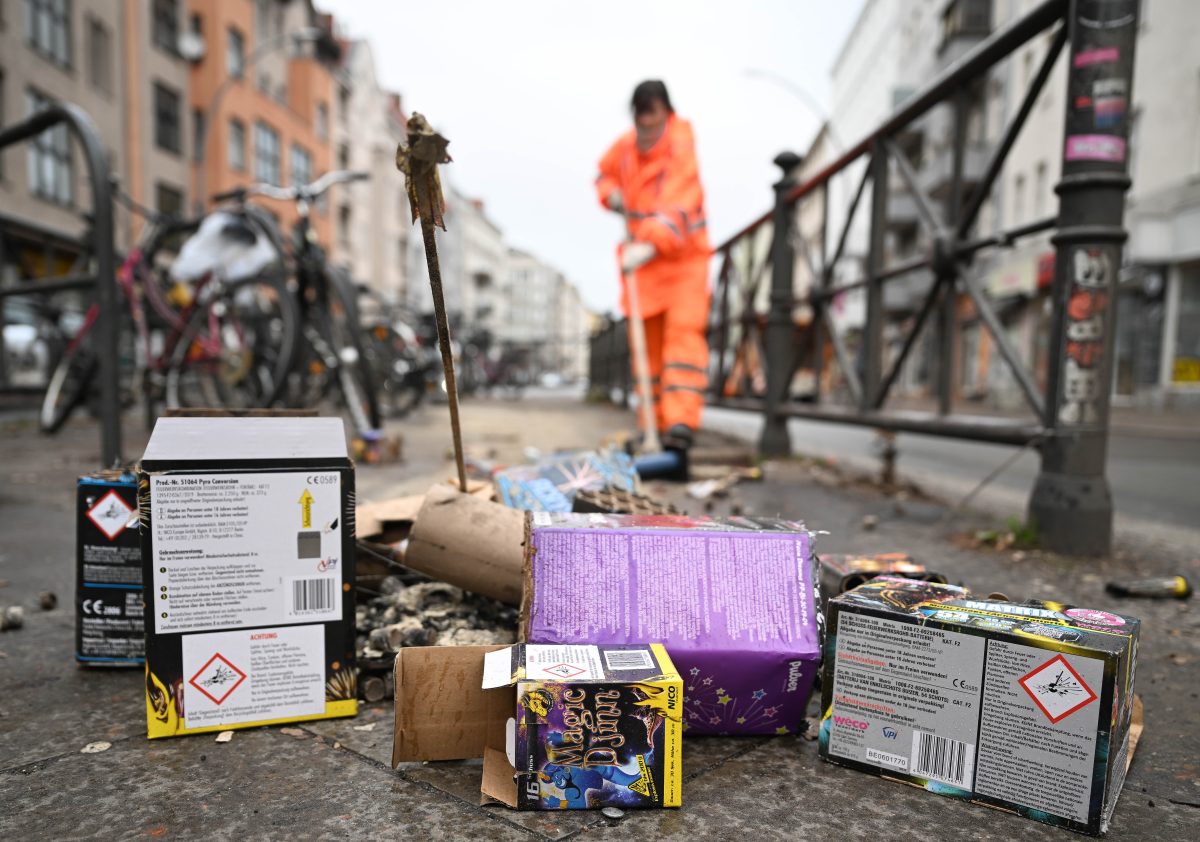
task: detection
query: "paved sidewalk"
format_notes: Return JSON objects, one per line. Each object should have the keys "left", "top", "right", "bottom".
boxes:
{"left": 1, "top": 397, "right": 1197, "bottom": 840}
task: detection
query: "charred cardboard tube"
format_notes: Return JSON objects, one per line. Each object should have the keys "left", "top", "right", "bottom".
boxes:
{"left": 404, "top": 482, "right": 525, "bottom": 604}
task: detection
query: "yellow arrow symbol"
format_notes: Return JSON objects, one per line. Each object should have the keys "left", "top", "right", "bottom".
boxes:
{"left": 299, "top": 489, "right": 313, "bottom": 529}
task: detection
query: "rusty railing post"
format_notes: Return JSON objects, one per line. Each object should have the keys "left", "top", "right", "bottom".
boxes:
{"left": 760, "top": 151, "right": 802, "bottom": 457}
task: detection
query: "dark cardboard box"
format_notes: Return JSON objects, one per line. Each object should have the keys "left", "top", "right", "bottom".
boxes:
{"left": 138, "top": 417, "right": 357, "bottom": 738}
{"left": 76, "top": 470, "right": 144, "bottom": 665}
{"left": 392, "top": 643, "right": 683, "bottom": 809}
{"left": 819, "top": 577, "right": 1141, "bottom": 836}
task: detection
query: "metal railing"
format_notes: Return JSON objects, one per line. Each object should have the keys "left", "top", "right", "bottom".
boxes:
{"left": 0, "top": 104, "right": 122, "bottom": 466}
{"left": 590, "top": 0, "right": 1140, "bottom": 555}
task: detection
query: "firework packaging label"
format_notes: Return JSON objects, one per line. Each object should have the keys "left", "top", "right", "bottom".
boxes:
{"left": 138, "top": 417, "right": 357, "bottom": 738}
{"left": 521, "top": 513, "right": 820, "bottom": 735}
{"left": 820, "top": 577, "right": 1141, "bottom": 836}
{"left": 77, "top": 470, "right": 144, "bottom": 666}
{"left": 391, "top": 643, "right": 682, "bottom": 809}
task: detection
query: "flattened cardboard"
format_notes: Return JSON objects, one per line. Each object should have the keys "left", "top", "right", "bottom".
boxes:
{"left": 391, "top": 644, "right": 507, "bottom": 764}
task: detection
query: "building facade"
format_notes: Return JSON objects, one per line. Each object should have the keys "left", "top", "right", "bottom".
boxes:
{"left": 186, "top": 0, "right": 335, "bottom": 244}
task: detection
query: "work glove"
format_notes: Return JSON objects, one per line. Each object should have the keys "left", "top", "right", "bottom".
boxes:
{"left": 621, "top": 241, "right": 656, "bottom": 273}
{"left": 607, "top": 190, "right": 624, "bottom": 214}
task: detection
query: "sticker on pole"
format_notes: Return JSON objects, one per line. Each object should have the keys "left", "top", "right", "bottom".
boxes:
{"left": 1019, "top": 654, "right": 1098, "bottom": 723}
{"left": 188, "top": 652, "right": 247, "bottom": 706}
{"left": 87, "top": 490, "right": 135, "bottom": 540}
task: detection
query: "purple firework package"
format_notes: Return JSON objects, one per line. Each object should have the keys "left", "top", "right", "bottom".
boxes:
{"left": 520, "top": 512, "right": 820, "bottom": 735}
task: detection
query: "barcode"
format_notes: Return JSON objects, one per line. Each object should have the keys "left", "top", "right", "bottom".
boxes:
{"left": 291, "top": 577, "right": 336, "bottom": 613}
{"left": 604, "top": 649, "right": 655, "bottom": 670}
{"left": 911, "top": 731, "right": 973, "bottom": 788}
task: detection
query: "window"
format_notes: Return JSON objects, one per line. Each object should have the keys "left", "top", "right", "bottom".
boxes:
{"left": 228, "top": 118, "right": 246, "bottom": 171}
{"left": 152, "top": 0, "right": 179, "bottom": 55}
{"left": 290, "top": 143, "right": 312, "bottom": 187}
{"left": 226, "top": 27, "right": 245, "bottom": 78}
{"left": 0, "top": 71, "right": 6, "bottom": 180}
{"left": 316, "top": 102, "right": 328, "bottom": 141}
{"left": 25, "top": 0, "right": 72, "bottom": 67}
{"left": 189, "top": 13, "right": 202, "bottom": 35}
{"left": 153, "top": 82, "right": 182, "bottom": 154}
{"left": 192, "top": 108, "right": 205, "bottom": 163}
{"left": 86, "top": 17, "right": 113, "bottom": 95}
{"left": 1033, "top": 162, "right": 1048, "bottom": 218}
{"left": 337, "top": 143, "right": 349, "bottom": 170}
{"left": 338, "top": 205, "right": 351, "bottom": 246}
{"left": 253, "top": 121, "right": 281, "bottom": 185}
{"left": 156, "top": 182, "right": 184, "bottom": 217}
{"left": 25, "top": 88, "right": 72, "bottom": 205}
{"left": 1013, "top": 173, "right": 1025, "bottom": 226}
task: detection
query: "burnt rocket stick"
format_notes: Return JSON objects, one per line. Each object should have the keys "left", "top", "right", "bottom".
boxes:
{"left": 396, "top": 113, "right": 468, "bottom": 493}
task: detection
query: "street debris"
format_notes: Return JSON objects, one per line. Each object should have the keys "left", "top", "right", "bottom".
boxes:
{"left": 393, "top": 643, "right": 682, "bottom": 809}
{"left": 404, "top": 482, "right": 525, "bottom": 605}
{"left": 76, "top": 470, "right": 143, "bottom": 666}
{"left": 684, "top": 466, "right": 763, "bottom": 501}
{"left": 279, "top": 727, "right": 308, "bottom": 738}
{"left": 601, "top": 807, "right": 625, "bottom": 821}
{"left": 493, "top": 448, "right": 638, "bottom": 512}
{"left": 80, "top": 741, "right": 112, "bottom": 753}
{"left": 860, "top": 514, "right": 878, "bottom": 531}
{"left": 821, "top": 576, "right": 1142, "bottom": 836}
{"left": 573, "top": 485, "right": 677, "bottom": 515}
{"left": 522, "top": 513, "right": 819, "bottom": 735}
{"left": 820, "top": 552, "right": 946, "bottom": 596}
{"left": 139, "top": 417, "right": 358, "bottom": 739}
{"left": 215, "top": 731, "right": 233, "bottom": 743}
{"left": 1, "top": 605, "right": 24, "bottom": 631}
{"left": 1105, "top": 575, "right": 1192, "bottom": 599}
{"left": 396, "top": 112, "right": 468, "bottom": 492}
{"left": 38, "top": 591, "right": 57, "bottom": 611}
{"left": 352, "top": 722, "right": 377, "bottom": 732}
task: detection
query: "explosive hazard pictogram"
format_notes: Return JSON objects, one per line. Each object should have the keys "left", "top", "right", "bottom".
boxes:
{"left": 189, "top": 652, "right": 248, "bottom": 705}
{"left": 1018, "top": 653, "right": 1098, "bottom": 724}
{"left": 543, "top": 663, "right": 586, "bottom": 679}
{"left": 86, "top": 490, "right": 135, "bottom": 540}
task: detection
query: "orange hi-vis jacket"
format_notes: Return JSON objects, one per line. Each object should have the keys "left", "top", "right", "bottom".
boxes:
{"left": 595, "top": 115, "right": 711, "bottom": 319}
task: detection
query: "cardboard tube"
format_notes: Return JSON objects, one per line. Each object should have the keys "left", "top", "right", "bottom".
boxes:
{"left": 404, "top": 483, "right": 525, "bottom": 604}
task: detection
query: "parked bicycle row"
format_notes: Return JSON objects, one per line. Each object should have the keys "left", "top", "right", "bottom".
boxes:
{"left": 27, "top": 170, "right": 534, "bottom": 437}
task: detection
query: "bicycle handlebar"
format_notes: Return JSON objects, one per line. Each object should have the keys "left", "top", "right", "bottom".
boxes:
{"left": 212, "top": 170, "right": 370, "bottom": 205}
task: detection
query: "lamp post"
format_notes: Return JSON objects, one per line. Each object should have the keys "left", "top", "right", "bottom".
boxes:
{"left": 193, "top": 27, "right": 337, "bottom": 208}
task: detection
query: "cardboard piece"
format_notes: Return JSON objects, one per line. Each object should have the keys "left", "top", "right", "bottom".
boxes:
{"left": 357, "top": 494, "right": 425, "bottom": 541}
{"left": 819, "top": 577, "right": 1141, "bottom": 837}
{"left": 139, "top": 417, "right": 358, "bottom": 738}
{"left": 393, "top": 643, "right": 683, "bottom": 810}
{"left": 521, "top": 513, "right": 820, "bottom": 735}
{"left": 404, "top": 483, "right": 525, "bottom": 604}
{"left": 76, "top": 470, "right": 143, "bottom": 666}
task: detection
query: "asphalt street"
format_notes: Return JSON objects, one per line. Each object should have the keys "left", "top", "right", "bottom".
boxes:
{"left": 704, "top": 407, "right": 1200, "bottom": 534}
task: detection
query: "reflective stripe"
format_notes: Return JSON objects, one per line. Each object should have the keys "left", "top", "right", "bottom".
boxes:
{"left": 664, "top": 361, "right": 707, "bottom": 374}
{"left": 688, "top": 217, "right": 707, "bottom": 231}
{"left": 652, "top": 212, "right": 682, "bottom": 238}
{"left": 664, "top": 385, "right": 707, "bottom": 395}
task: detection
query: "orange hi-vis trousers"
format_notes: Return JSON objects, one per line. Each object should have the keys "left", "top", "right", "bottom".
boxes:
{"left": 629, "top": 270, "right": 710, "bottom": 432}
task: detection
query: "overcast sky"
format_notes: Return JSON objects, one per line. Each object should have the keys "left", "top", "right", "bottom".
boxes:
{"left": 317, "top": 0, "right": 865, "bottom": 314}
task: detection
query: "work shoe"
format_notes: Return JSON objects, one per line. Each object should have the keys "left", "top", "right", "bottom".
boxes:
{"left": 661, "top": 424, "right": 694, "bottom": 452}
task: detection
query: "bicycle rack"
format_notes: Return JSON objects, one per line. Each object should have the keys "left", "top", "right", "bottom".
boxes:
{"left": 0, "top": 103, "right": 122, "bottom": 466}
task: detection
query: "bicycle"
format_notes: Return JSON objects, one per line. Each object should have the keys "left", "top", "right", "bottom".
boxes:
{"left": 211, "top": 171, "right": 383, "bottom": 433}
{"left": 39, "top": 190, "right": 300, "bottom": 433}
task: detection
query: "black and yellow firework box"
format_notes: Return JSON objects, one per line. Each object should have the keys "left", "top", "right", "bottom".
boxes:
{"left": 478, "top": 643, "right": 683, "bottom": 810}
{"left": 76, "top": 470, "right": 144, "bottom": 666}
{"left": 138, "top": 417, "right": 357, "bottom": 738}
{"left": 819, "top": 577, "right": 1141, "bottom": 836}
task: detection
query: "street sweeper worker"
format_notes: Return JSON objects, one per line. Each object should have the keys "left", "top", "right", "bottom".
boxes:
{"left": 595, "top": 79, "right": 711, "bottom": 452}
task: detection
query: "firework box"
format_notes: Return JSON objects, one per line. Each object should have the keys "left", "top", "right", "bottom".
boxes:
{"left": 494, "top": 448, "right": 638, "bottom": 512}
{"left": 391, "top": 643, "right": 682, "bottom": 809}
{"left": 76, "top": 470, "right": 144, "bottom": 666}
{"left": 521, "top": 512, "right": 820, "bottom": 735}
{"left": 138, "top": 417, "right": 357, "bottom": 738}
{"left": 819, "top": 577, "right": 1141, "bottom": 836}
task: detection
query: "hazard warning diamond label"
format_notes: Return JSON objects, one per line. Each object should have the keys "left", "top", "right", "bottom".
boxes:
{"left": 86, "top": 490, "right": 135, "bottom": 540}
{"left": 1019, "top": 654, "right": 1098, "bottom": 723}
{"left": 544, "top": 663, "right": 585, "bottom": 679}
{"left": 188, "top": 652, "right": 247, "bottom": 705}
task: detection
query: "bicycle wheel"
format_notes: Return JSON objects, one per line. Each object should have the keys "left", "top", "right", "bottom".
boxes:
{"left": 324, "top": 269, "right": 382, "bottom": 431}
{"left": 164, "top": 270, "right": 300, "bottom": 411}
{"left": 40, "top": 340, "right": 97, "bottom": 433}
